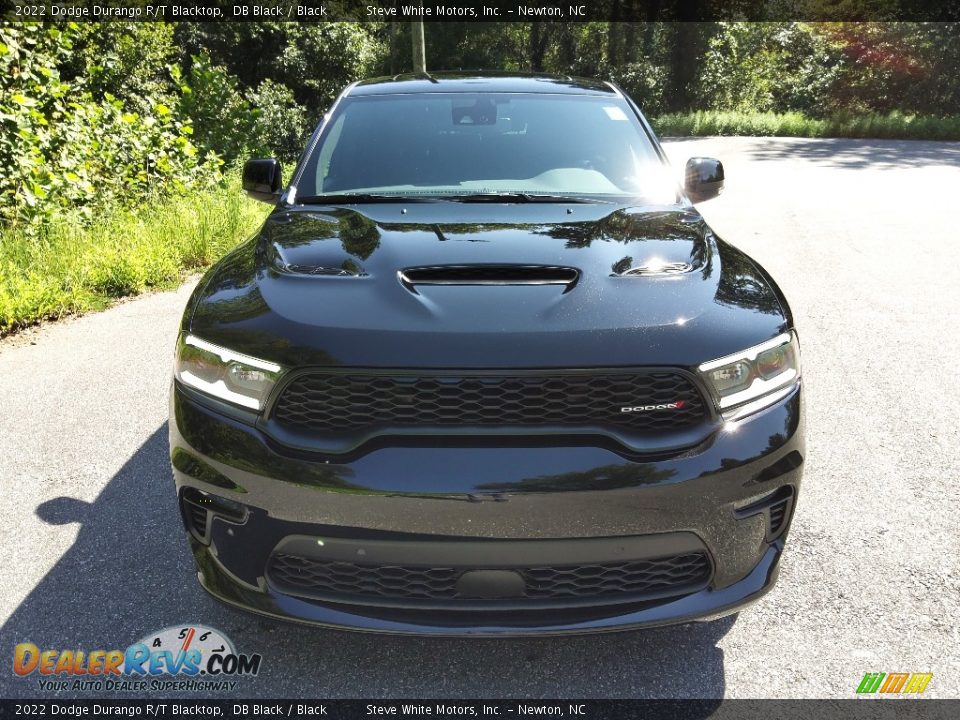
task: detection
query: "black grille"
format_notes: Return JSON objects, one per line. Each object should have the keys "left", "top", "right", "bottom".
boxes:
{"left": 267, "top": 552, "right": 711, "bottom": 605}
{"left": 185, "top": 503, "right": 208, "bottom": 540}
{"left": 524, "top": 555, "right": 710, "bottom": 598}
{"left": 271, "top": 371, "right": 706, "bottom": 434}
{"left": 769, "top": 500, "right": 789, "bottom": 537}
{"left": 271, "top": 558, "right": 461, "bottom": 599}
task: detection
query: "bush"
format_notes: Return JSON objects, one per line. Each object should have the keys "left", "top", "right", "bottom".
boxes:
{"left": 0, "top": 23, "right": 220, "bottom": 230}
{"left": 177, "top": 56, "right": 309, "bottom": 164}
{"left": 175, "top": 54, "right": 253, "bottom": 163}
{"left": 63, "top": 22, "right": 178, "bottom": 113}
{"left": 698, "top": 23, "right": 845, "bottom": 116}
{"left": 246, "top": 79, "right": 309, "bottom": 163}
{"left": 175, "top": 22, "right": 382, "bottom": 119}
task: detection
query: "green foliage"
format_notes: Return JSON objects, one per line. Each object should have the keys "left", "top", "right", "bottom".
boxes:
{"left": 271, "top": 23, "right": 380, "bottom": 112}
{"left": 0, "top": 174, "right": 267, "bottom": 334}
{"left": 653, "top": 110, "right": 960, "bottom": 140}
{"left": 177, "top": 54, "right": 253, "bottom": 162}
{"left": 819, "top": 23, "right": 960, "bottom": 116}
{"left": 420, "top": 22, "right": 527, "bottom": 73}
{"left": 699, "top": 23, "right": 845, "bottom": 116}
{"left": 696, "top": 23, "right": 960, "bottom": 118}
{"left": 176, "top": 55, "right": 308, "bottom": 163}
{"left": 63, "top": 22, "right": 178, "bottom": 112}
{"left": 245, "top": 79, "right": 308, "bottom": 162}
{"left": 175, "top": 22, "right": 382, "bottom": 118}
{"left": 0, "top": 23, "right": 220, "bottom": 230}
{"left": 655, "top": 110, "right": 826, "bottom": 137}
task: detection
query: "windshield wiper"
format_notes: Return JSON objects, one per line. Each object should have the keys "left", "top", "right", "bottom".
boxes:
{"left": 295, "top": 193, "right": 440, "bottom": 205}
{"left": 440, "top": 192, "right": 603, "bottom": 204}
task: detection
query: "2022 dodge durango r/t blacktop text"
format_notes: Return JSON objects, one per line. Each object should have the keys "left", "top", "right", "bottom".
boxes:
{"left": 170, "top": 74, "right": 803, "bottom": 635}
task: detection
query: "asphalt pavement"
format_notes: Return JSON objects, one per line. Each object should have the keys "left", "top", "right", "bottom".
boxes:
{"left": 1, "top": 137, "right": 957, "bottom": 699}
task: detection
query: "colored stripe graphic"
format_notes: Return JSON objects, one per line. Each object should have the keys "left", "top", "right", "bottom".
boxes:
{"left": 857, "top": 673, "right": 885, "bottom": 694}
{"left": 880, "top": 673, "right": 910, "bottom": 693}
{"left": 857, "top": 672, "right": 932, "bottom": 694}
{"left": 903, "top": 673, "right": 933, "bottom": 694}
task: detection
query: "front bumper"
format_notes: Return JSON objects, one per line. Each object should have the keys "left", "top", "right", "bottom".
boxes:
{"left": 170, "top": 382, "right": 804, "bottom": 636}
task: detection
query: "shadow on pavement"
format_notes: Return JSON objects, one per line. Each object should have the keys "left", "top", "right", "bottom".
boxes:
{"left": 739, "top": 137, "right": 960, "bottom": 170}
{"left": 2, "top": 425, "right": 734, "bottom": 700}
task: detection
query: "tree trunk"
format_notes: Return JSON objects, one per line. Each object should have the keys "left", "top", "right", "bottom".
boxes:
{"left": 411, "top": 19, "right": 426, "bottom": 73}
{"left": 529, "top": 23, "right": 548, "bottom": 72}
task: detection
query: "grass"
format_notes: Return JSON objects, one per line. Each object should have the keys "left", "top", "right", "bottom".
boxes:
{"left": 652, "top": 110, "right": 960, "bottom": 141}
{"left": 0, "top": 176, "right": 267, "bottom": 335}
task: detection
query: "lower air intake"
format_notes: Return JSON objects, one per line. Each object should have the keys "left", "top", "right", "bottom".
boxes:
{"left": 266, "top": 551, "right": 712, "bottom": 607}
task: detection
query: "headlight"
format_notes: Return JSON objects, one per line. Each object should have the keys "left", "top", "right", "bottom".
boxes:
{"left": 699, "top": 333, "right": 800, "bottom": 418}
{"left": 174, "top": 334, "right": 283, "bottom": 411}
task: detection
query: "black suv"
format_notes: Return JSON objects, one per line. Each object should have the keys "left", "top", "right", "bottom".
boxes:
{"left": 170, "top": 74, "right": 803, "bottom": 635}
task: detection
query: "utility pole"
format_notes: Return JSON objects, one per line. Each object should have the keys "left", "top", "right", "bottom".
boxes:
{"left": 412, "top": 18, "right": 426, "bottom": 73}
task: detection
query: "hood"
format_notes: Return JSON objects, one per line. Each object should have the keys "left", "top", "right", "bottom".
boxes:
{"left": 188, "top": 203, "right": 789, "bottom": 369}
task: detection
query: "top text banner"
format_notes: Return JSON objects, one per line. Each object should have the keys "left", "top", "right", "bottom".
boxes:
{"left": 4, "top": 0, "right": 959, "bottom": 22}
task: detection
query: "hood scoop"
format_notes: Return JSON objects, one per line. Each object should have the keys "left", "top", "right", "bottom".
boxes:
{"left": 399, "top": 264, "right": 579, "bottom": 291}
{"left": 612, "top": 260, "right": 693, "bottom": 277}
{"left": 285, "top": 264, "right": 359, "bottom": 276}
{"left": 267, "top": 242, "right": 367, "bottom": 277}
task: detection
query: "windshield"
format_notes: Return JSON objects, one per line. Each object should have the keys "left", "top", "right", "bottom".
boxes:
{"left": 296, "top": 93, "right": 671, "bottom": 200}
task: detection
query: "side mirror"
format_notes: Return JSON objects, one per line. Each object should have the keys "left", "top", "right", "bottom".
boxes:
{"left": 684, "top": 157, "right": 724, "bottom": 202}
{"left": 243, "top": 158, "right": 283, "bottom": 203}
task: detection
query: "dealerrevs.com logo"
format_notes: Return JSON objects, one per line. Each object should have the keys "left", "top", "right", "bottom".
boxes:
{"left": 13, "top": 625, "right": 262, "bottom": 693}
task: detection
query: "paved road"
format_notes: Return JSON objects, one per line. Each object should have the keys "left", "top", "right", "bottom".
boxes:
{"left": 1, "top": 138, "right": 958, "bottom": 699}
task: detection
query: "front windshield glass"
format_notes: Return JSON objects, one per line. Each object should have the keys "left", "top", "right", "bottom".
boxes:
{"left": 297, "top": 93, "right": 670, "bottom": 200}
